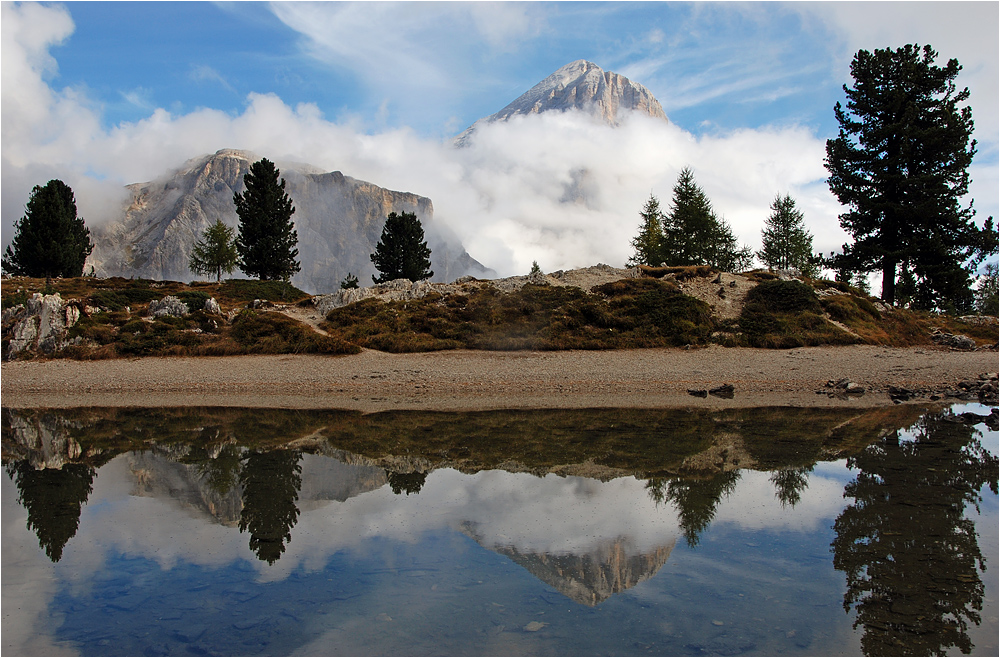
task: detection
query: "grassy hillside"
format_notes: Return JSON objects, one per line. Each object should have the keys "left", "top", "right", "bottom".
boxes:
{"left": 1, "top": 270, "right": 996, "bottom": 360}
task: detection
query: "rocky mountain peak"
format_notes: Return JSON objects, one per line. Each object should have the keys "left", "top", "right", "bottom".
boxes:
{"left": 458, "top": 60, "right": 667, "bottom": 143}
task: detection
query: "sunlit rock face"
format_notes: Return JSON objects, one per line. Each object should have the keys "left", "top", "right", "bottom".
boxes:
{"left": 87, "top": 149, "right": 493, "bottom": 294}
{"left": 457, "top": 60, "right": 668, "bottom": 144}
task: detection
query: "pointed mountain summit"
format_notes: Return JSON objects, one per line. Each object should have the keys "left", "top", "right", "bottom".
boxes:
{"left": 458, "top": 60, "right": 667, "bottom": 143}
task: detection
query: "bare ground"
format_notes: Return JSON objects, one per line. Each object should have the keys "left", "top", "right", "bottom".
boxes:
{"left": 2, "top": 344, "right": 995, "bottom": 411}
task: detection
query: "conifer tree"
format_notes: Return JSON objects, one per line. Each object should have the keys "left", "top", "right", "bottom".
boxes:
{"left": 758, "top": 194, "right": 817, "bottom": 276}
{"left": 233, "top": 158, "right": 300, "bottom": 281}
{"left": 661, "top": 168, "right": 753, "bottom": 271}
{"left": 825, "top": 44, "right": 997, "bottom": 310}
{"left": 2, "top": 179, "right": 94, "bottom": 278}
{"left": 627, "top": 194, "right": 665, "bottom": 267}
{"left": 370, "top": 211, "right": 433, "bottom": 283}
{"left": 189, "top": 219, "right": 238, "bottom": 282}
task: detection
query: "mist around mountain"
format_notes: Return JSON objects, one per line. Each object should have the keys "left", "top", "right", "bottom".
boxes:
{"left": 87, "top": 149, "right": 494, "bottom": 294}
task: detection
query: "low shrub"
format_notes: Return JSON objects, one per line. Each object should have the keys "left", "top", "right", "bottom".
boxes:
{"left": 218, "top": 279, "right": 309, "bottom": 304}
{"left": 739, "top": 280, "right": 856, "bottom": 348}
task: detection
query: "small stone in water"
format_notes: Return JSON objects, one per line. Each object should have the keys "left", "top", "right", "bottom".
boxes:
{"left": 524, "top": 621, "right": 548, "bottom": 632}
{"left": 712, "top": 620, "right": 724, "bottom": 626}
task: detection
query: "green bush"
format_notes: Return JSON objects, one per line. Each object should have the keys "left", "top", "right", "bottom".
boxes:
{"left": 219, "top": 279, "right": 309, "bottom": 303}
{"left": 89, "top": 288, "right": 163, "bottom": 311}
{"left": 230, "top": 309, "right": 359, "bottom": 354}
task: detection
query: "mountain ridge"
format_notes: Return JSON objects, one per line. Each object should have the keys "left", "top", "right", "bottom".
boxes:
{"left": 88, "top": 149, "right": 494, "bottom": 294}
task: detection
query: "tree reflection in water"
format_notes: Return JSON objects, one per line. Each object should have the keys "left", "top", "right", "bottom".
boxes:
{"left": 832, "top": 411, "right": 999, "bottom": 656}
{"left": 770, "top": 465, "right": 814, "bottom": 508}
{"left": 4, "top": 461, "right": 95, "bottom": 562}
{"left": 385, "top": 469, "right": 427, "bottom": 495}
{"left": 646, "top": 471, "right": 741, "bottom": 547}
{"left": 238, "top": 449, "right": 303, "bottom": 565}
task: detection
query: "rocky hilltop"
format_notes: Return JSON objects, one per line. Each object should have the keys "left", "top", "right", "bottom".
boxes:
{"left": 87, "top": 149, "right": 494, "bottom": 294}
{"left": 457, "top": 60, "right": 668, "bottom": 143}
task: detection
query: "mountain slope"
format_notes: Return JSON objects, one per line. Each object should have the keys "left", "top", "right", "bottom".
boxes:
{"left": 87, "top": 149, "right": 494, "bottom": 294}
{"left": 458, "top": 60, "right": 668, "bottom": 143}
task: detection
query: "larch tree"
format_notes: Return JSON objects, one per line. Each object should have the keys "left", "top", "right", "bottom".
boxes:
{"left": 189, "top": 219, "right": 238, "bottom": 282}
{"left": 825, "top": 44, "right": 997, "bottom": 311}
{"left": 2, "top": 180, "right": 94, "bottom": 279}
{"left": 627, "top": 194, "right": 665, "bottom": 267}
{"left": 233, "top": 158, "right": 300, "bottom": 281}
{"left": 758, "top": 194, "right": 818, "bottom": 276}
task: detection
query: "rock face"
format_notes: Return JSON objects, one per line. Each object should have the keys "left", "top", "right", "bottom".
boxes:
{"left": 87, "top": 149, "right": 494, "bottom": 294}
{"left": 3, "top": 293, "right": 82, "bottom": 359}
{"left": 457, "top": 60, "right": 668, "bottom": 143}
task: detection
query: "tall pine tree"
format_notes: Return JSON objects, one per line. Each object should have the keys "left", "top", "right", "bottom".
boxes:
{"left": 661, "top": 168, "right": 752, "bottom": 271}
{"left": 758, "top": 194, "right": 817, "bottom": 276}
{"left": 370, "top": 211, "right": 433, "bottom": 283}
{"left": 2, "top": 179, "right": 93, "bottom": 278}
{"left": 825, "top": 44, "right": 997, "bottom": 310}
{"left": 233, "top": 159, "right": 300, "bottom": 281}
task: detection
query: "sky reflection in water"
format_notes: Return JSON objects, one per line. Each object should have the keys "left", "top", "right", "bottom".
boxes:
{"left": 2, "top": 403, "right": 997, "bottom": 656}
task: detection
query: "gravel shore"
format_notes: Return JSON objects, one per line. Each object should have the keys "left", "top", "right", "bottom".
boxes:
{"left": 2, "top": 345, "right": 996, "bottom": 411}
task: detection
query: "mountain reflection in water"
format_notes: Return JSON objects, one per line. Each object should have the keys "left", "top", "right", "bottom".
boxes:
{"left": 2, "top": 404, "right": 997, "bottom": 656}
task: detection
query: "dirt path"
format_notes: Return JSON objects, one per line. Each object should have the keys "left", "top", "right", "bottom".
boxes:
{"left": 2, "top": 345, "right": 995, "bottom": 411}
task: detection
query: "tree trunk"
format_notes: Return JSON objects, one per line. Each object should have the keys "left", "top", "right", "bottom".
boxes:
{"left": 881, "top": 259, "right": 896, "bottom": 305}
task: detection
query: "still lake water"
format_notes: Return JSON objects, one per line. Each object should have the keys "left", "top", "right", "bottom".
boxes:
{"left": 2, "top": 403, "right": 997, "bottom": 656}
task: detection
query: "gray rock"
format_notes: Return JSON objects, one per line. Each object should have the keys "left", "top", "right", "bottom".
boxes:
{"left": 5, "top": 293, "right": 82, "bottom": 359}
{"left": 203, "top": 297, "right": 221, "bottom": 314}
{"left": 149, "top": 295, "right": 189, "bottom": 318}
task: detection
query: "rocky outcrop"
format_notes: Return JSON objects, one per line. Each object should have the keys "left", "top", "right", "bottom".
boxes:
{"left": 87, "top": 149, "right": 494, "bottom": 294}
{"left": 148, "top": 295, "right": 190, "bottom": 318}
{"left": 458, "top": 60, "right": 668, "bottom": 144}
{"left": 3, "top": 293, "right": 83, "bottom": 359}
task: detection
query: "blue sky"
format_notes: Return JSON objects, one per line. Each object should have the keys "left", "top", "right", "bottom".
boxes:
{"left": 3, "top": 1, "right": 998, "bottom": 277}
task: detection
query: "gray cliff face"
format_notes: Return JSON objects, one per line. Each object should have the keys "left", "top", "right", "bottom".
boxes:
{"left": 87, "top": 149, "right": 494, "bottom": 294}
{"left": 458, "top": 60, "right": 668, "bottom": 143}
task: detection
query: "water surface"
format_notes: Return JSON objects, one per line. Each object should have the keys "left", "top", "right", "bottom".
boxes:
{"left": 3, "top": 404, "right": 997, "bottom": 656}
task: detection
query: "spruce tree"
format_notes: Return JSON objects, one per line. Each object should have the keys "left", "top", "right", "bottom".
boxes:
{"left": 189, "top": 219, "right": 238, "bottom": 282}
{"left": 758, "top": 194, "right": 817, "bottom": 276}
{"left": 2, "top": 179, "right": 94, "bottom": 278}
{"left": 661, "top": 168, "right": 753, "bottom": 271}
{"left": 233, "top": 158, "right": 300, "bottom": 281}
{"left": 370, "top": 211, "right": 433, "bottom": 283}
{"left": 627, "top": 194, "right": 665, "bottom": 267}
{"left": 825, "top": 44, "right": 997, "bottom": 310}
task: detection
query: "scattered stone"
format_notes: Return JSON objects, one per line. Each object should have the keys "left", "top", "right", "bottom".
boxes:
{"left": 930, "top": 329, "right": 977, "bottom": 351}
{"left": 149, "top": 295, "right": 190, "bottom": 318}
{"left": 203, "top": 297, "right": 221, "bottom": 314}
{"left": 687, "top": 389, "right": 708, "bottom": 398}
{"left": 709, "top": 384, "right": 735, "bottom": 399}
{"left": 523, "top": 621, "right": 548, "bottom": 632}
{"left": 888, "top": 386, "right": 914, "bottom": 402}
